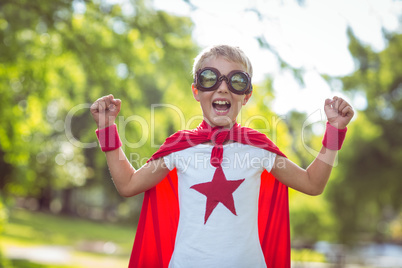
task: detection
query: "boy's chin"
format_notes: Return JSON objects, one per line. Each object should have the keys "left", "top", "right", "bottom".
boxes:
{"left": 209, "top": 116, "right": 235, "bottom": 128}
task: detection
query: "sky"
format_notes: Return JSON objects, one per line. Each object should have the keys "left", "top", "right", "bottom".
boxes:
{"left": 151, "top": 0, "right": 402, "bottom": 115}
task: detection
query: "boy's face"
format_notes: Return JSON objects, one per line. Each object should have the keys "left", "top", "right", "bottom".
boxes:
{"left": 192, "top": 56, "right": 252, "bottom": 128}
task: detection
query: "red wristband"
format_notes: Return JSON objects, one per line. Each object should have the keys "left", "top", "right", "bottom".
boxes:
{"left": 95, "top": 124, "right": 122, "bottom": 152}
{"left": 322, "top": 122, "right": 347, "bottom": 150}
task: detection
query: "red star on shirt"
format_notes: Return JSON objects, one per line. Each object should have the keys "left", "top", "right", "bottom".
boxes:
{"left": 190, "top": 166, "right": 245, "bottom": 224}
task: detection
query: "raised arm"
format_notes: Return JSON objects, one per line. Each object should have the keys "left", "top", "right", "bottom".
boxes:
{"left": 90, "top": 95, "right": 169, "bottom": 197}
{"left": 271, "top": 96, "right": 354, "bottom": 196}
{"left": 104, "top": 149, "right": 169, "bottom": 197}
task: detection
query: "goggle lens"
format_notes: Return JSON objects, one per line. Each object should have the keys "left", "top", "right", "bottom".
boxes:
{"left": 199, "top": 69, "right": 217, "bottom": 88}
{"left": 230, "top": 73, "right": 248, "bottom": 92}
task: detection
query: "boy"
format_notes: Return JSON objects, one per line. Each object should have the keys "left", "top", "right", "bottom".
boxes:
{"left": 90, "top": 45, "right": 354, "bottom": 268}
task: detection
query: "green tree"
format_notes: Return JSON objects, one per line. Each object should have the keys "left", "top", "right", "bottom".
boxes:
{"left": 325, "top": 29, "right": 402, "bottom": 244}
{"left": 0, "top": 0, "right": 198, "bottom": 220}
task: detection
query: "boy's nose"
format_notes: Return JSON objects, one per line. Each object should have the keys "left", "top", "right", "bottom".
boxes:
{"left": 217, "top": 79, "right": 229, "bottom": 93}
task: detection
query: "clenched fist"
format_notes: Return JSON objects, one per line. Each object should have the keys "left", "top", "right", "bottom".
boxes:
{"left": 324, "top": 96, "right": 354, "bottom": 129}
{"left": 90, "top": 94, "right": 121, "bottom": 129}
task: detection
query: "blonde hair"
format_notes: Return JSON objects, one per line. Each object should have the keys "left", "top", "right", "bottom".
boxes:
{"left": 192, "top": 45, "right": 253, "bottom": 78}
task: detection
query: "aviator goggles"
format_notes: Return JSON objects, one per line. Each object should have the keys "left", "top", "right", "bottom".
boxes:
{"left": 194, "top": 67, "right": 253, "bottom": 95}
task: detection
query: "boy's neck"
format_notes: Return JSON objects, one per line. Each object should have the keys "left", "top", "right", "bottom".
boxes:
{"left": 204, "top": 119, "right": 237, "bottom": 130}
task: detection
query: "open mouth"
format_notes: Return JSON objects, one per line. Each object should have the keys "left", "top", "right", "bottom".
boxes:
{"left": 212, "top": 100, "right": 231, "bottom": 113}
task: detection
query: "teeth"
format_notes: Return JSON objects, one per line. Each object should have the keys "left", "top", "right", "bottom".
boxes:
{"left": 213, "top": 100, "right": 229, "bottom": 105}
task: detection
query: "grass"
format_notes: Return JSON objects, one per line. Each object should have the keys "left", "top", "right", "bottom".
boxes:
{"left": 291, "top": 248, "right": 327, "bottom": 263}
{"left": 1, "top": 208, "right": 135, "bottom": 268}
{"left": 1, "top": 208, "right": 328, "bottom": 267}
{"left": 3, "top": 259, "right": 77, "bottom": 268}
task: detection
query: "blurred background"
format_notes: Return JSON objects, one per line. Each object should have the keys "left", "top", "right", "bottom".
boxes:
{"left": 0, "top": 0, "right": 401, "bottom": 267}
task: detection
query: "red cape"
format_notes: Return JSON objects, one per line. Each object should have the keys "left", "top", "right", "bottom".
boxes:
{"left": 129, "top": 122, "right": 290, "bottom": 268}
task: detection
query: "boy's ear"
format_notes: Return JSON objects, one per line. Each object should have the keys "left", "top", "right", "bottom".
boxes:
{"left": 243, "top": 92, "right": 252, "bottom": 105}
{"left": 192, "top": 83, "right": 200, "bottom": 102}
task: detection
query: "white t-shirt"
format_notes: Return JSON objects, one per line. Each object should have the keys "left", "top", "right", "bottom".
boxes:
{"left": 163, "top": 142, "right": 277, "bottom": 268}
